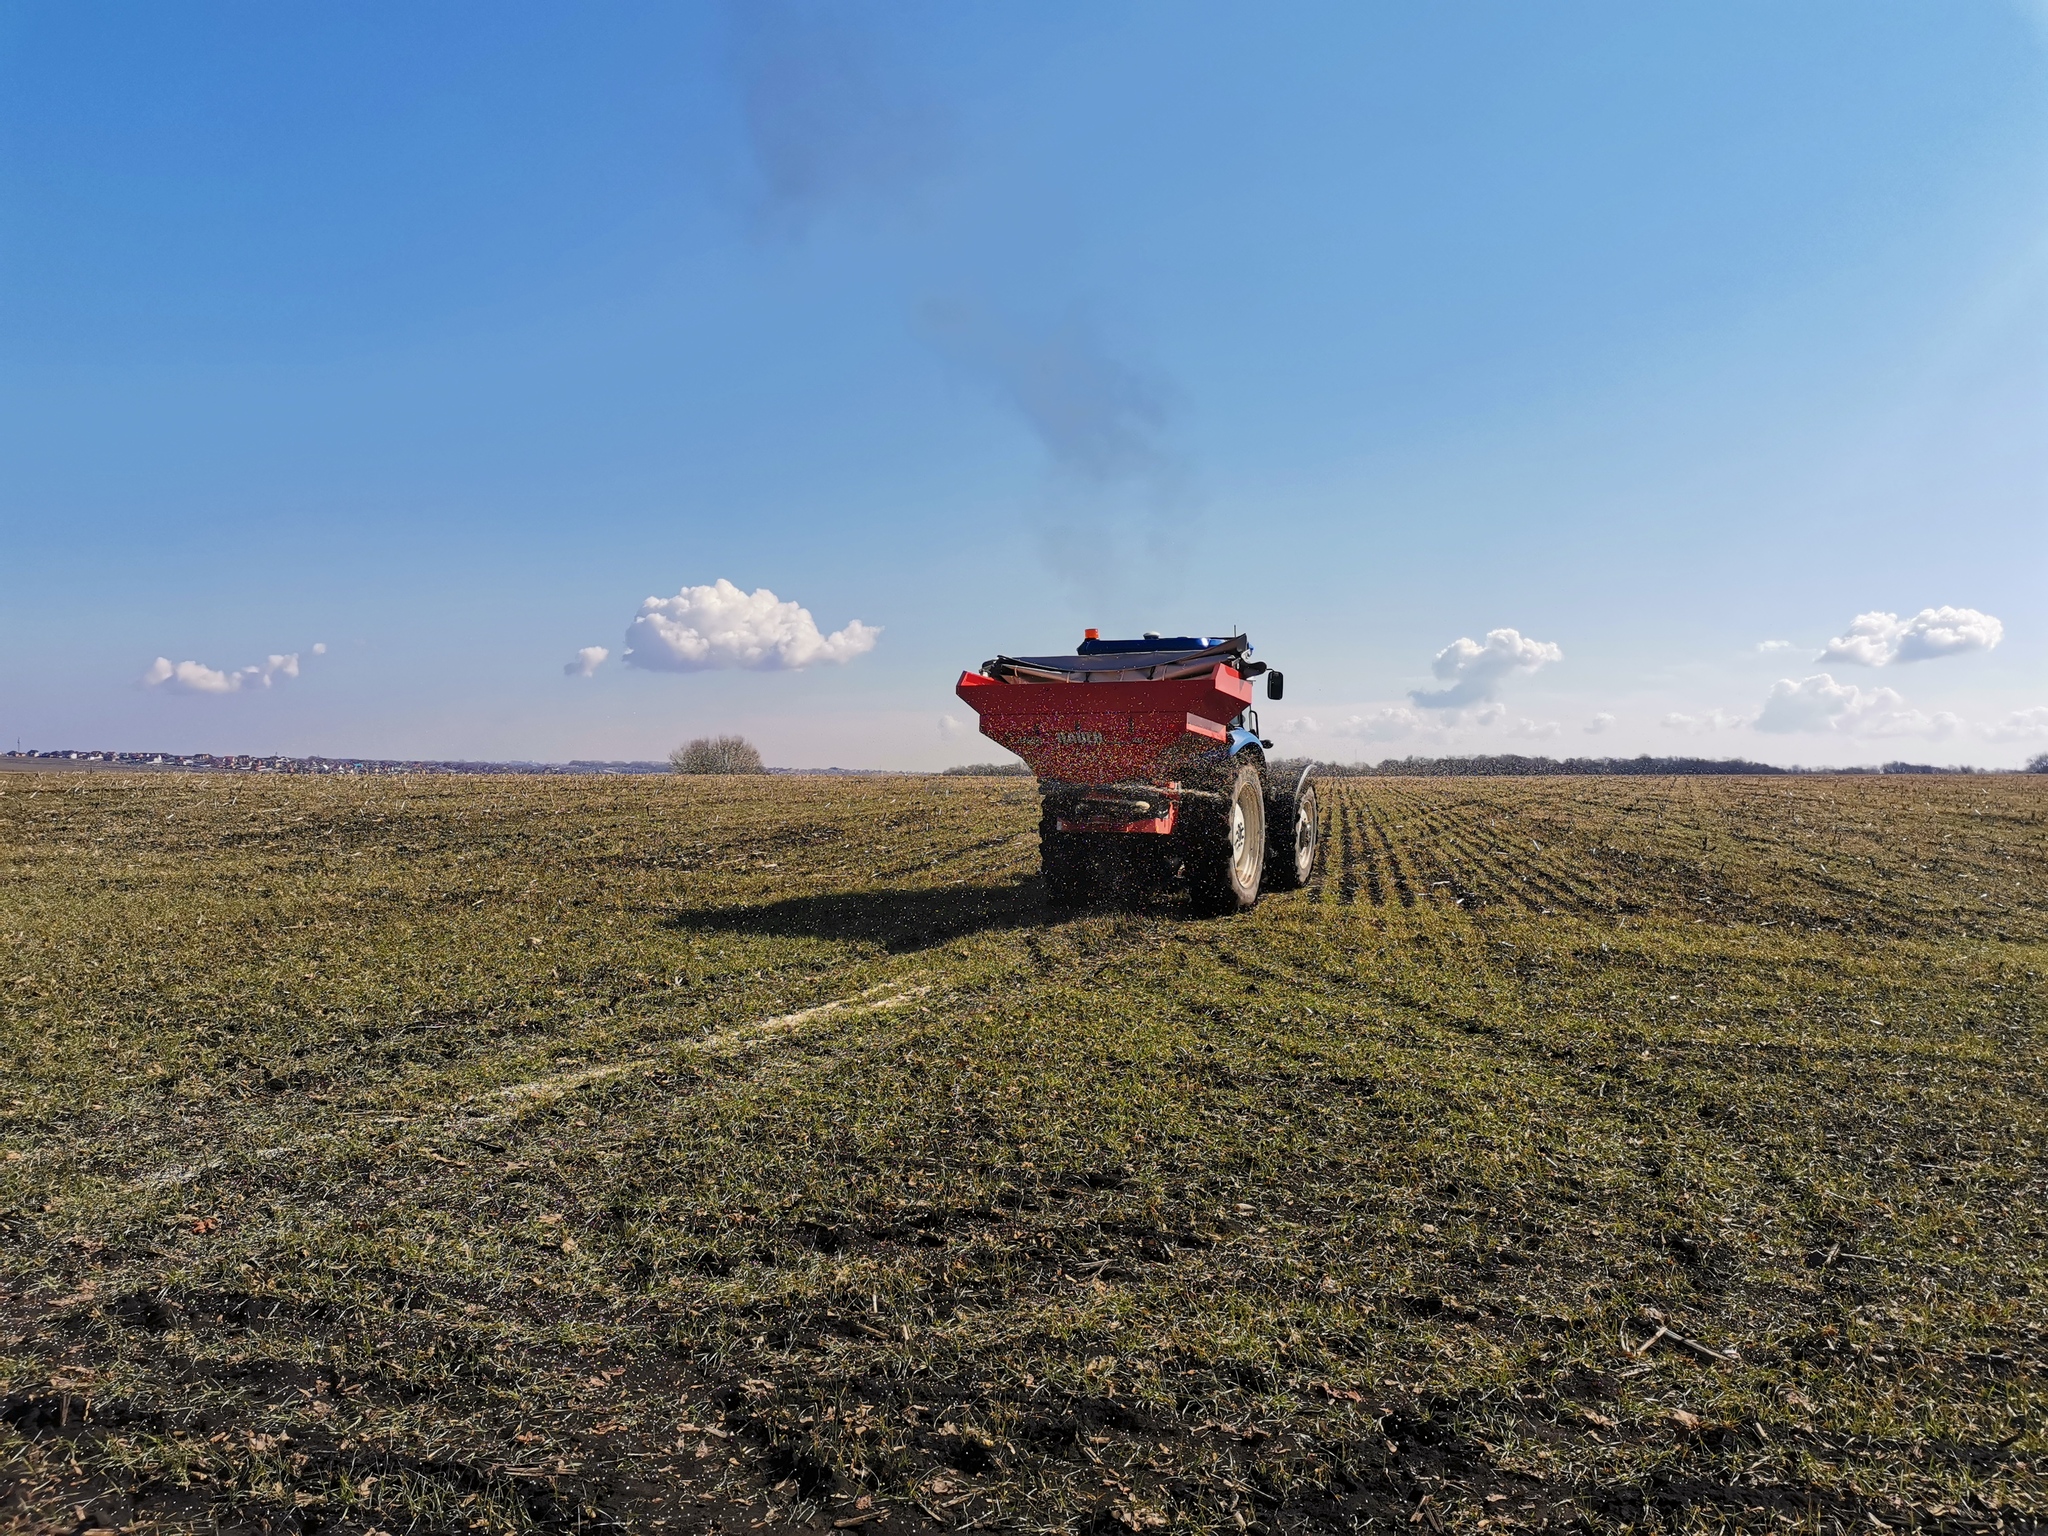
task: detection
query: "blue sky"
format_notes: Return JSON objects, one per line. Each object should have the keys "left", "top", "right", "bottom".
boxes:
{"left": 3, "top": 2, "right": 2044, "bottom": 767}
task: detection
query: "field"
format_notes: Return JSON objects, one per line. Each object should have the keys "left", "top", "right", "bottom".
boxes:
{"left": 0, "top": 770, "right": 2042, "bottom": 1535}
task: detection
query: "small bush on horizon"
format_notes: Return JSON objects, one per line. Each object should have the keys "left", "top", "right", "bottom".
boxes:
{"left": 2029, "top": 751, "right": 2048, "bottom": 774}
{"left": 669, "top": 735, "right": 765, "bottom": 774}
{"left": 940, "top": 761, "right": 1030, "bottom": 776}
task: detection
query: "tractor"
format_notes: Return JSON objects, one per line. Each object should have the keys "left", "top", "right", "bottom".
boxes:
{"left": 954, "top": 631, "right": 1318, "bottom": 913}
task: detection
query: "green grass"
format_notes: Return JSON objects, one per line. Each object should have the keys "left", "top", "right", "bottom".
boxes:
{"left": 0, "top": 770, "right": 2042, "bottom": 1535}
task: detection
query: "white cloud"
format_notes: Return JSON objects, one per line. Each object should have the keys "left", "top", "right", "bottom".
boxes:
{"left": 622, "top": 579, "right": 879, "bottom": 672}
{"left": 1755, "top": 640, "right": 1796, "bottom": 654}
{"left": 1749, "top": 674, "right": 1967, "bottom": 739}
{"left": 1981, "top": 707, "right": 2048, "bottom": 742}
{"left": 1820, "top": 607, "right": 2003, "bottom": 667}
{"left": 312, "top": 641, "right": 327, "bottom": 655}
{"left": 1662, "top": 709, "right": 1747, "bottom": 734}
{"left": 1411, "top": 628, "right": 1561, "bottom": 711}
{"left": 1289, "top": 706, "right": 1441, "bottom": 742}
{"left": 1755, "top": 675, "right": 1887, "bottom": 733}
{"left": 1584, "top": 713, "right": 1615, "bottom": 734}
{"left": 1754, "top": 673, "right": 1907, "bottom": 734}
{"left": 939, "top": 713, "right": 969, "bottom": 741}
{"left": 143, "top": 652, "right": 301, "bottom": 695}
{"left": 1335, "top": 706, "right": 1431, "bottom": 741}
{"left": 564, "top": 646, "right": 609, "bottom": 678}
{"left": 1860, "top": 708, "right": 1961, "bottom": 741}
{"left": 1291, "top": 696, "right": 1568, "bottom": 744}
{"left": 144, "top": 657, "right": 232, "bottom": 693}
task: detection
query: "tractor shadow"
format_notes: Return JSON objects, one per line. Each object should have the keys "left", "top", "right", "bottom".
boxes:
{"left": 665, "top": 878, "right": 1053, "bottom": 953}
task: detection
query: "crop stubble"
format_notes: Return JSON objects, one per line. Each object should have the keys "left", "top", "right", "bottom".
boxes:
{"left": 0, "top": 771, "right": 2041, "bottom": 1534}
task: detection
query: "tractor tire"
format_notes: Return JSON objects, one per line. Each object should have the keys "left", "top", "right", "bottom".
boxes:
{"left": 1039, "top": 811, "right": 1093, "bottom": 909}
{"left": 1265, "top": 777, "right": 1318, "bottom": 891}
{"left": 1187, "top": 761, "right": 1266, "bottom": 916}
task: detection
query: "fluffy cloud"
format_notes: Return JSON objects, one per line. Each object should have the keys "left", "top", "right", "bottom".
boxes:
{"left": 1981, "top": 707, "right": 2048, "bottom": 742}
{"left": 1287, "top": 707, "right": 1435, "bottom": 742}
{"left": 1584, "top": 713, "right": 1615, "bottom": 734}
{"left": 1745, "top": 673, "right": 1968, "bottom": 738}
{"left": 1755, "top": 640, "right": 1796, "bottom": 654}
{"left": 1411, "top": 628, "right": 1561, "bottom": 711}
{"left": 622, "top": 580, "right": 880, "bottom": 672}
{"left": 1290, "top": 695, "right": 1572, "bottom": 744}
{"left": 1754, "top": 674, "right": 1907, "bottom": 734}
{"left": 1755, "top": 675, "right": 1888, "bottom": 733}
{"left": 564, "top": 646, "right": 609, "bottom": 678}
{"left": 938, "top": 713, "right": 969, "bottom": 741}
{"left": 1820, "top": 607, "right": 2003, "bottom": 667}
{"left": 143, "top": 652, "right": 300, "bottom": 695}
{"left": 1335, "top": 707, "right": 1430, "bottom": 741}
{"left": 1859, "top": 708, "right": 1961, "bottom": 740}
{"left": 1661, "top": 709, "right": 1747, "bottom": 734}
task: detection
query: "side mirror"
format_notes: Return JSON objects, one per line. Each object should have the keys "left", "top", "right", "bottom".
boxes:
{"left": 1266, "top": 671, "right": 1284, "bottom": 701}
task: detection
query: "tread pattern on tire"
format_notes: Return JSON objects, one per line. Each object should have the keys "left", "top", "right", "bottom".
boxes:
{"left": 1187, "top": 761, "right": 1266, "bottom": 916}
{"left": 1265, "top": 779, "right": 1318, "bottom": 891}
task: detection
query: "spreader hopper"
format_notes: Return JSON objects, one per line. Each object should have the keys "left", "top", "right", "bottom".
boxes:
{"left": 953, "top": 632, "right": 1318, "bottom": 914}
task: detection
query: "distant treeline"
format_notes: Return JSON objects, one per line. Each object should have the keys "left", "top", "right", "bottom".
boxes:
{"left": 1, "top": 750, "right": 896, "bottom": 777}
{"left": 1, "top": 749, "right": 672, "bottom": 776}
{"left": 1272, "top": 754, "right": 2009, "bottom": 778}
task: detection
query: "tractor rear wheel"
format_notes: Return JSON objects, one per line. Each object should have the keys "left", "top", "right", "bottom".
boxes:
{"left": 1265, "top": 778, "right": 1318, "bottom": 890}
{"left": 1039, "top": 811, "right": 1093, "bottom": 908}
{"left": 1187, "top": 762, "right": 1266, "bottom": 915}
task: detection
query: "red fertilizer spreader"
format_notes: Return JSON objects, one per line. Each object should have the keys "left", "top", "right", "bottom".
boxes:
{"left": 955, "top": 632, "right": 1318, "bottom": 913}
